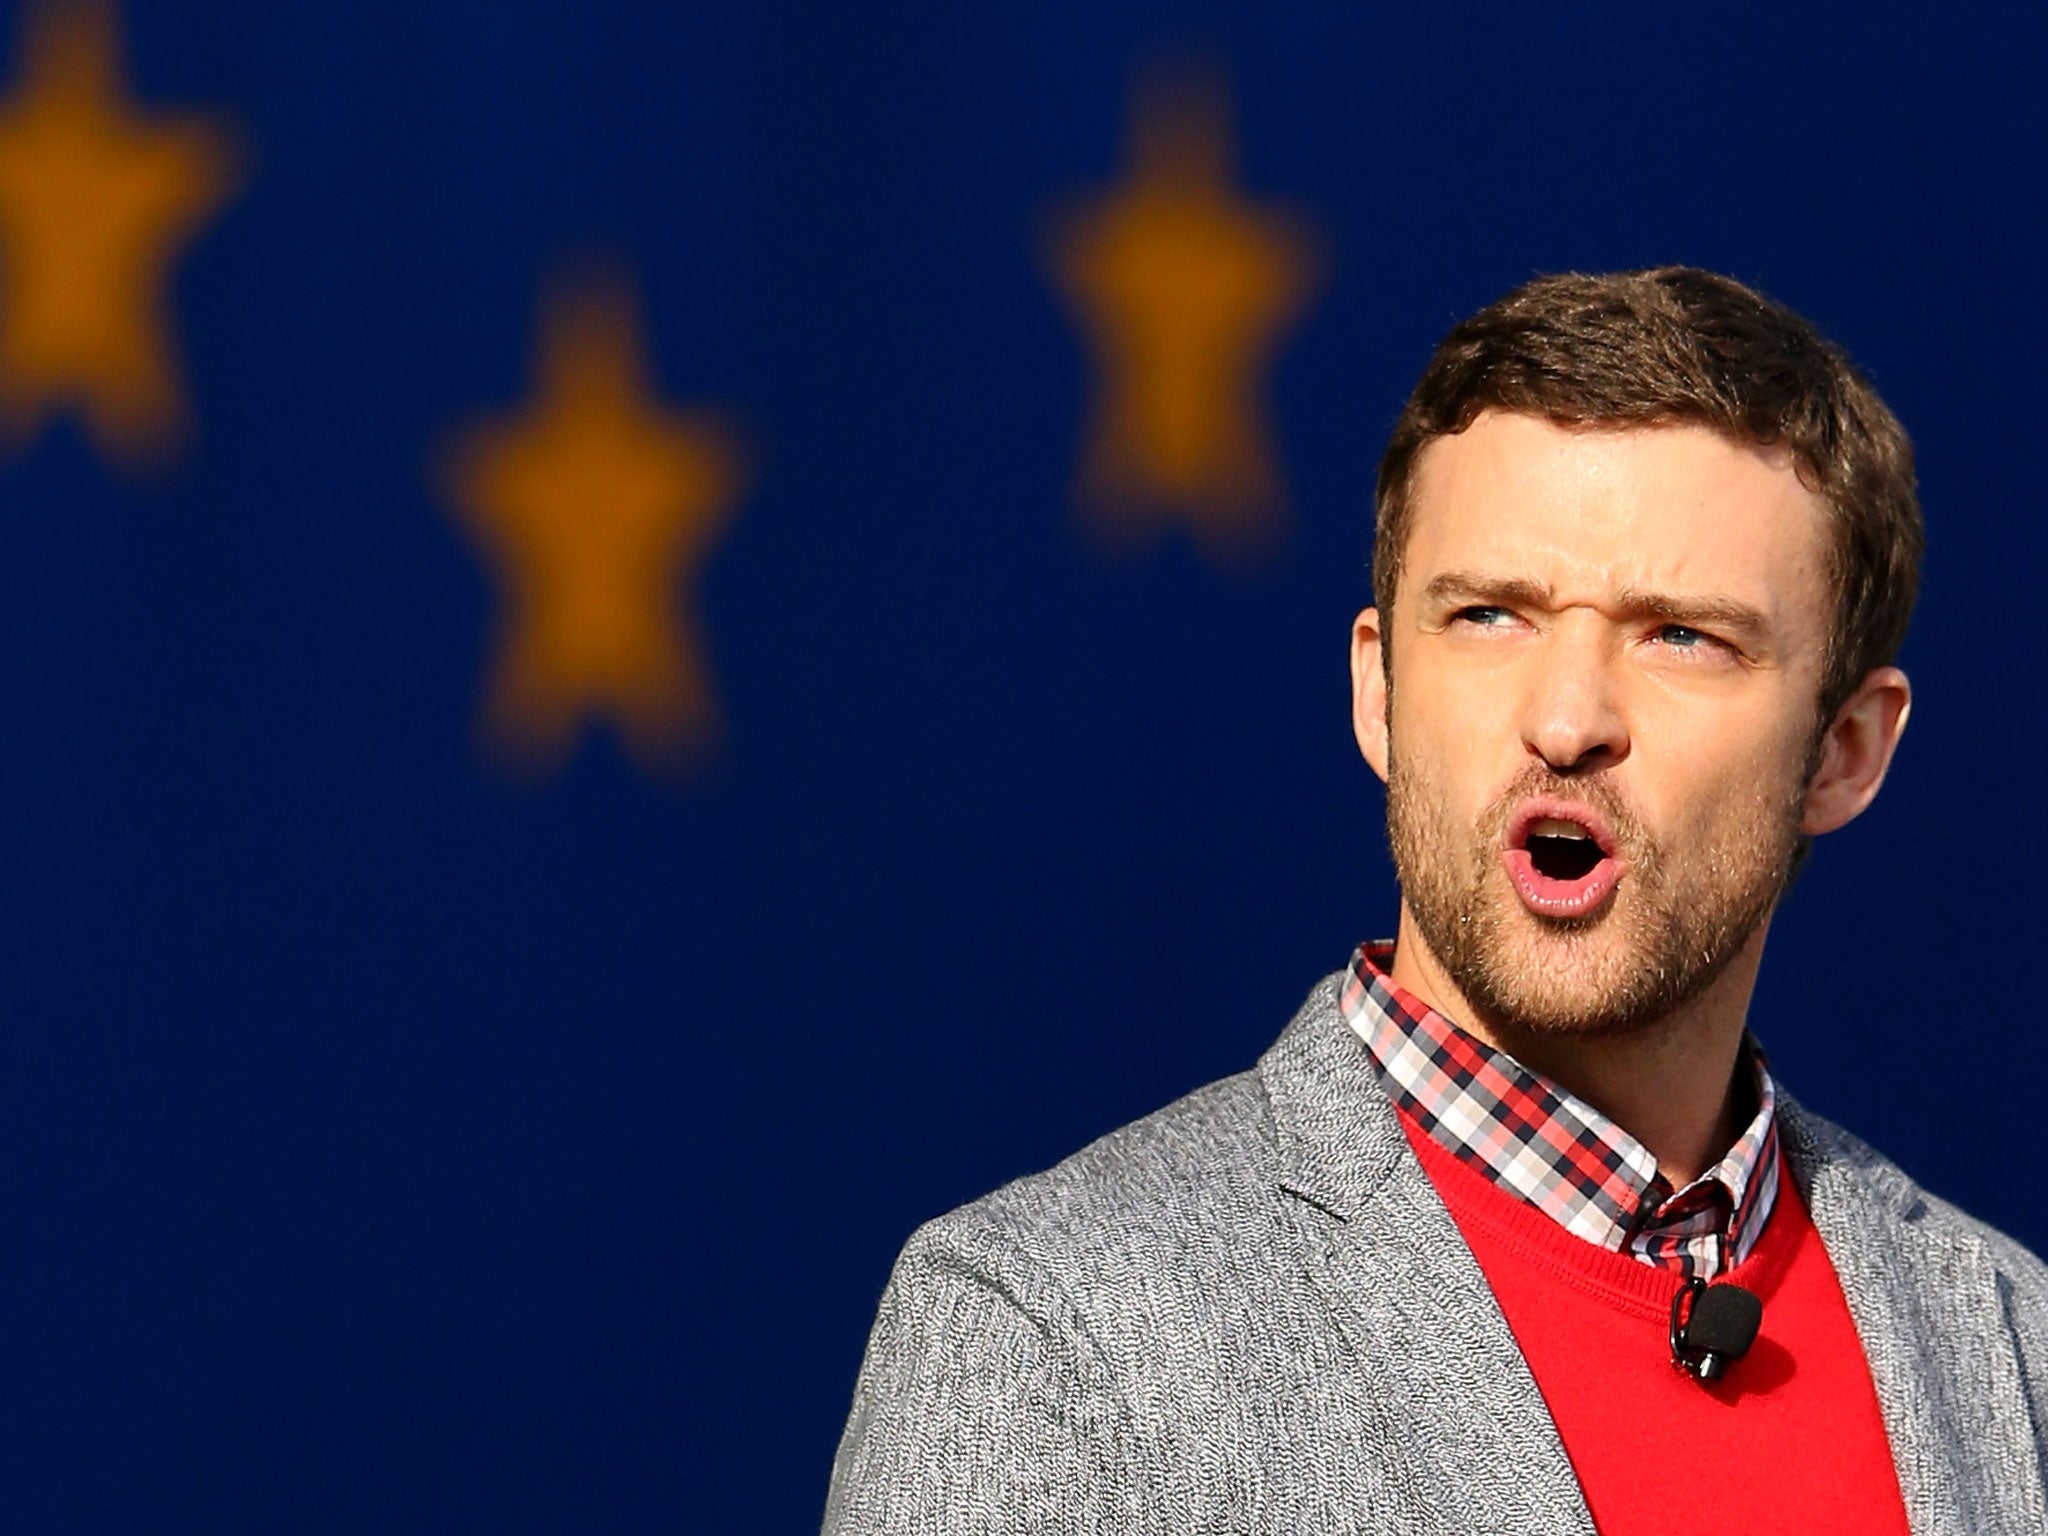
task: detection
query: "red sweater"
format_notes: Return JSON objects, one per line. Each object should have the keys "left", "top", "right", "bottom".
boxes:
{"left": 1400, "top": 1111, "right": 1910, "bottom": 1536}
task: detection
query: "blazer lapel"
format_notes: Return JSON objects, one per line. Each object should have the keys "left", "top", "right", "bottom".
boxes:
{"left": 1780, "top": 1097, "right": 2047, "bottom": 1536}
{"left": 1260, "top": 976, "right": 1597, "bottom": 1536}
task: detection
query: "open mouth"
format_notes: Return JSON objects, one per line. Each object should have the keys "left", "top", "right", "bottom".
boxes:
{"left": 1527, "top": 825, "right": 1604, "bottom": 883}
{"left": 1501, "top": 804, "right": 1625, "bottom": 918}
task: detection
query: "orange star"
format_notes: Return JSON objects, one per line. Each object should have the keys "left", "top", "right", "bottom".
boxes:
{"left": 444, "top": 277, "right": 744, "bottom": 773}
{"left": 1049, "top": 71, "right": 1319, "bottom": 559}
{"left": 0, "top": 0, "right": 239, "bottom": 466}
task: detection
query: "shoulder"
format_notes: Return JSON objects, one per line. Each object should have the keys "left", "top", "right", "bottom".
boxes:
{"left": 892, "top": 968, "right": 1360, "bottom": 1334}
{"left": 827, "top": 1085, "right": 1279, "bottom": 1534}
{"left": 835, "top": 1060, "right": 1289, "bottom": 1514}
{"left": 827, "top": 974, "right": 1375, "bottom": 1527}
{"left": 1780, "top": 1094, "right": 2048, "bottom": 1310}
{"left": 902, "top": 1062, "right": 1283, "bottom": 1323}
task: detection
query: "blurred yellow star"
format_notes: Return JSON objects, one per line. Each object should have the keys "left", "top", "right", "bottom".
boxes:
{"left": 1049, "top": 72, "right": 1318, "bottom": 558}
{"left": 0, "top": 0, "right": 239, "bottom": 465}
{"left": 445, "top": 278, "right": 743, "bottom": 772}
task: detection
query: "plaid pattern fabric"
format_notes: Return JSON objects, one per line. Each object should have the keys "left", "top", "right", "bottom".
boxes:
{"left": 1341, "top": 941, "right": 1780, "bottom": 1282}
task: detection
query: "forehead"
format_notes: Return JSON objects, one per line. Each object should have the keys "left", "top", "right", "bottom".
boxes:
{"left": 1402, "top": 411, "right": 1831, "bottom": 631}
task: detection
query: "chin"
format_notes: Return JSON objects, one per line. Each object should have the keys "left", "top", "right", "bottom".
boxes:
{"left": 1458, "top": 912, "right": 1660, "bottom": 1037}
{"left": 1483, "top": 985, "right": 1659, "bottom": 1040}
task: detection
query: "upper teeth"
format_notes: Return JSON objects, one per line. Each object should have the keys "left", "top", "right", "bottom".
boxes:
{"left": 1529, "top": 818, "right": 1592, "bottom": 840}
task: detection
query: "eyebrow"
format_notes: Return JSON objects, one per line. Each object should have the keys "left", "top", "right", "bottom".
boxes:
{"left": 1417, "top": 570, "right": 1775, "bottom": 645}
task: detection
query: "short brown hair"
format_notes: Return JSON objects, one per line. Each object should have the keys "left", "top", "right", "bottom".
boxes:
{"left": 1372, "top": 267, "right": 1922, "bottom": 727}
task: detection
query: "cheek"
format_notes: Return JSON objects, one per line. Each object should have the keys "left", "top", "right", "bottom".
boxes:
{"left": 1388, "top": 714, "right": 1507, "bottom": 836}
{"left": 1386, "top": 690, "right": 1455, "bottom": 788}
{"left": 1390, "top": 654, "right": 1507, "bottom": 761}
{"left": 1650, "top": 732, "right": 1813, "bottom": 849}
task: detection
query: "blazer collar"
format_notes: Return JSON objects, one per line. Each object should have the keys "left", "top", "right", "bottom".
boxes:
{"left": 1258, "top": 972, "right": 1409, "bottom": 1220}
{"left": 1777, "top": 1093, "right": 2045, "bottom": 1536}
{"left": 1258, "top": 972, "right": 1597, "bottom": 1536}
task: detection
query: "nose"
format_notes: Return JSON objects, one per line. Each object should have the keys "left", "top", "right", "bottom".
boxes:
{"left": 1520, "top": 619, "right": 1629, "bottom": 773}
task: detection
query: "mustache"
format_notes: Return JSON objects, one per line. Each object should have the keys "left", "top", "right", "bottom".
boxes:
{"left": 1480, "top": 765, "right": 1649, "bottom": 855}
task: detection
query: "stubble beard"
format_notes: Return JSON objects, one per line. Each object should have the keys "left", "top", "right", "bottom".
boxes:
{"left": 1384, "top": 738, "right": 1811, "bottom": 1040}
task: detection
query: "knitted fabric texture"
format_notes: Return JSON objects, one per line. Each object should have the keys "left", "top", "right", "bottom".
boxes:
{"left": 824, "top": 972, "right": 2048, "bottom": 1535}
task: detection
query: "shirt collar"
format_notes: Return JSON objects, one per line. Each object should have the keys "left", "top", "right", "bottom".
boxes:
{"left": 1339, "top": 940, "right": 1781, "bottom": 1281}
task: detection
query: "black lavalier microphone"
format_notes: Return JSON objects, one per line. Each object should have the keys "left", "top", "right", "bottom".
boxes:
{"left": 1669, "top": 1278, "right": 1763, "bottom": 1382}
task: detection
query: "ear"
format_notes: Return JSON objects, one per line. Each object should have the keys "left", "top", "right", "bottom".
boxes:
{"left": 1801, "top": 666, "right": 1911, "bottom": 836}
{"left": 1350, "top": 606, "right": 1390, "bottom": 784}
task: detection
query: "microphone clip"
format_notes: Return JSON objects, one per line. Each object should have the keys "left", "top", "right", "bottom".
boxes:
{"left": 1669, "top": 1276, "right": 1763, "bottom": 1383}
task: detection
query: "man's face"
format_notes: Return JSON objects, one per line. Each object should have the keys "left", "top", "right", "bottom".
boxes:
{"left": 1357, "top": 411, "right": 1835, "bottom": 1037}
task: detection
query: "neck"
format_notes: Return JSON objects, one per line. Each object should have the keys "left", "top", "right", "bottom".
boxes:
{"left": 1385, "top": 908, "right": 1768, "bottom": 1186}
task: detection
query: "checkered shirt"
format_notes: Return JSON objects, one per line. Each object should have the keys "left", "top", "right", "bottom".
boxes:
{"left": 1340, "top": 941, "right": 1781, "bottom": 1282}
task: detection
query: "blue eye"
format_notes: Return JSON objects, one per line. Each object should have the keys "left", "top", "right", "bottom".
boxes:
{"left": 1459, "top": 606, "right": 1513, "bottom": 626}
{"left": 1653, "top": 625, "right": 1737, "bottom": 660}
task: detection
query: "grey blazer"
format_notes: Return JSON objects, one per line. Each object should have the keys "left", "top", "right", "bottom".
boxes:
{"left": 824, "top": 972, "right": 2048, "bottom": 1534}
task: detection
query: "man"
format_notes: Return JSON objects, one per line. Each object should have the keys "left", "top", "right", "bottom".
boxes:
{"left": 823, "top": 268, "right": 2048, "bottom": 1534}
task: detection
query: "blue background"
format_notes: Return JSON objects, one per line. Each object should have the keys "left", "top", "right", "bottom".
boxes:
{"left": 6, "top": 2, "right": 2041, "bottom": 1528}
